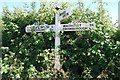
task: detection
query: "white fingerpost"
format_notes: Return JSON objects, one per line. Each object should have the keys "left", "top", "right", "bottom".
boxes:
{"left": 54, "top": 12, "right": 61, "bottom": 70}
{"left": 25, "top": 8, "right": 96, "bottom": 71}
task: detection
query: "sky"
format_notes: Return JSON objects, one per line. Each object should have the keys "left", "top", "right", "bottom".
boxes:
{"left": 0, "top": 0, "right": 119, "bottom": 25}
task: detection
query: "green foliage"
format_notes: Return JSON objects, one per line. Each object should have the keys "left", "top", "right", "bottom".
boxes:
{"left": 1, "top": 1, "right": 120, "bottom": 79}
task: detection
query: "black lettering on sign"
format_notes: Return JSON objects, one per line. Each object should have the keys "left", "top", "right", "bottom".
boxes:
{"left": 63, "top": 13, "right": 69, "bottom": 18}
{"left": 80, "top": 24, "right": 81, "bottom": 26}
{"left": 63, "top": 28, "right": 67, "bottom": 30}
{"left": 50, "top": 28, "right": 53, "bottom": 31}
{"left": 69, "top": 24, "right": 73, "bottom": 27}
{"left": 66, "top": 13, "right": 69, "bottom": 15}
{"left": 63, "top": 25, "right": 68, "bottom": 27}
{"left": 66, "top": 25, "right": 68, "bottom": 27}
{"left": 41, "top": 26, "right": 44, "bottom": 28}
{"left": 90, "top": 24, "right": 94, "bottom": 26}
{"left": 46, "top": 26, "right": 49, "bottom": 28}
{"left": 60, "top": 11, "right": 66, "bottom": 16}
{"left": 51, "top": 26, "right": 53, "bottom": 28}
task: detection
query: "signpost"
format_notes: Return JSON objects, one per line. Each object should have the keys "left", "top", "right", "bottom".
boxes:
{"left": 25, "top": 8, "right": 96, "bottom": 70}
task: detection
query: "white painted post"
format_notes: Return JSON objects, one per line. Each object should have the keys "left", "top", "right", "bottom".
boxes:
{"left": 25, "top": 8, "right": 96, "bottom": 71}
{"left": 54, "top": 12, "right": 61, "bottom": 70}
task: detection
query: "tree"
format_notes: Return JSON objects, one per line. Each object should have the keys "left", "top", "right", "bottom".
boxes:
{"left": 1, "top": 1, "right": 120, "bottom": 79}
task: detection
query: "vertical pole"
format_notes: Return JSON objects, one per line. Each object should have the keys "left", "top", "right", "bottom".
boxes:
{"left": 54, "top": 12, "right": 61, "bottom": 70}
{"left": 118, "top": 1, "right": 120, "bottom": 27}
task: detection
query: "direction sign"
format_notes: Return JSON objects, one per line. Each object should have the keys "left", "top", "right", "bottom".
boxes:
{"left": 25, "top": 7, "right": 97, "bottom": 70}
{"left": 25, "top": 24, "right": 55, "bottom": 33}
{"left": 59, "top": 8, "right": 72, "bottom": 20}
{"left": 62, "top": 22, "right": 96, "bottom": 31}
{"left": 25, "top": 22, "right": 96, "bottom": 33}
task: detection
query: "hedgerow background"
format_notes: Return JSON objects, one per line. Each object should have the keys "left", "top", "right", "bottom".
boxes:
{"left": 0, "top": 1, "right": 120, "bottom": 79}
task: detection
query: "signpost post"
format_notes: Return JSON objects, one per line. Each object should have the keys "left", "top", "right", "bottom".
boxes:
{"left": 25, "top": 8, "right": 96, "bottom": 70}
{"left": 54, "top": 11, "right": 61, "bottom": 70}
